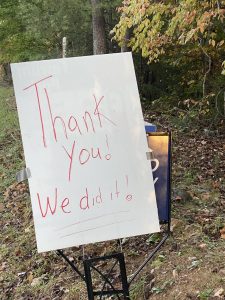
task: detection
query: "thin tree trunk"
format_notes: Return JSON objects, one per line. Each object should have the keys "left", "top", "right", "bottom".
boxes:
{"left": 3, "top": 63, "right": 12, "bottom": 84}
{"left": 121, "top": 28, "right": 131, "bottom": 52}
{"left": 62, "top": 37, "right": 67, "bottom": 58}
{"left": 200, "top": 45, "right": 212, "bottom": 98}
{"left": 198, "top": 39, "right": 211, "bottom": 98}
{"left": 91, "top": 0, "right": 107, "bottom": 55}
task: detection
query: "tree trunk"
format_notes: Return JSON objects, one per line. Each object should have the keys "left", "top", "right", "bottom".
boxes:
{"left": 1, "top": 63, "right": 12, "bottom": 84}
{"left": 91, "top": 0, "right": 107, "bottom": 55}
{"left": 121, "top": 28, "right": 131, "bottom": 52}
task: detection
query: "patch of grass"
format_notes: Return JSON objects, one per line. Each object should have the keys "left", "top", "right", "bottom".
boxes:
{"left": 146, "top": 233, "right": 161, "bottom": 245}
{"left": 0, "top": 87, "right": 18, "bottom": 139}
{"left": 0, "top": 86, "right": 24, "bottom": 191}
{"left": 130, "top": 277, "right": 146, "bottom": 300}
{"left": 151, "top": 254, "right": 166, "bottom": 269}
{"left": 198, "top": 288, "right": 213, "bottom": 299}
{"left": 183, "top": 170, "right": 197, "bottom": 186}
{"left": 152, "top": 280, "right": 174, "bottom": 295}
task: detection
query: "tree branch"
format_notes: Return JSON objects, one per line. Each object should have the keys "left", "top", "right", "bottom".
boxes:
{"left": 198, "top": 40, "right": 212, "bottom": 98}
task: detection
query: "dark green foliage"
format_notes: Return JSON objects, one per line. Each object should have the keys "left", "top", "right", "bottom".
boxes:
{"left": 0, "top": 0, "right": 93, "bottom": 63}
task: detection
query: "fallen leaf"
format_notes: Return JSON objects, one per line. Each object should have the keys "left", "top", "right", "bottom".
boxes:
{"left": 198, "top": 243, "right": 207, "bottom": 249}
{"left": 197, "top": 175, "right": 203, "bottom": 182}
{"left": 202, "top": 193, "right": 210, "bottom": 201}
{"left": 0, "top": 203, "right": 4, "bottom": 212}
{"left": 25, "top": 227, "right": 30, "bottom": 233}
{"left": 0, "top": 262, "right": 8, "bottom": 271}
{"left": 220, "top": 226, "right": 225, "bottom": 239}
{"left": 27, "top": 272, "right": 33, "bottom": 284}
{"left": 220, "top": 227, "right": 225, "bottom": 234}
{"left": 15, "top": 248, "right": 22, "bottom": 256}
{"left": 207, "top": 169, "right": 214, "bottom": 175}
{"left": 214, "top": 288, "right": 224, "bottom": 297}
{"left": 31, "top": 277, "right": 42, "bottom": 287}
{"left": 212, "top": 181, "right": 220, "bottom": 188}
{"left": 172, "top": 269, "right": 178, "bottom": 279}
{"left": 171, "top": 218, "right": 183, "bottom": 232}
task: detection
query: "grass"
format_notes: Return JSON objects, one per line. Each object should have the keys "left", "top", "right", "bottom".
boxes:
{"left": 0, "top": 87, "right": 18, "bottom": 138}
{"left": 198, "top": 289, "right": 213, "bottom": 299}
{"left": 0, "top": 86, "right": 24, "bottom": 191}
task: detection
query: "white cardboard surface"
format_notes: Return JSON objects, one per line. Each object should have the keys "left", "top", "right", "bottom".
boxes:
{"left": 11, "top": 53, "right": 160, "bottom": 252}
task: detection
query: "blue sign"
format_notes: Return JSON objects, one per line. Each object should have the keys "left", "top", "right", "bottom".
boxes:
{"left": 147, "top": 133, "right": 171, "bottom": 222}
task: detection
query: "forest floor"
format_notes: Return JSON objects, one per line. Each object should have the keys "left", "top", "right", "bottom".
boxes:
{"left": 0, "top": 85, "right": 225, "bottom": 300}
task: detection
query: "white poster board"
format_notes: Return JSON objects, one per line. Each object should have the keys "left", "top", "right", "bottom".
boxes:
{"left": 11, "top": 53, "right": 160, "bottom": 253}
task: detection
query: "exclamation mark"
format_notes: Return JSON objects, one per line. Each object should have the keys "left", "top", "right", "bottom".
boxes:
{"left": 125, "top": 175, "right": 133, "bottom": 202}
{"left": 105, "top": 135, "right": 111, "bottom": 160}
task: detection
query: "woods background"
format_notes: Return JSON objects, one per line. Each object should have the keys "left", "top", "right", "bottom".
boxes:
{"left": 0, "top": 0, "right": 225, "bottom": 126}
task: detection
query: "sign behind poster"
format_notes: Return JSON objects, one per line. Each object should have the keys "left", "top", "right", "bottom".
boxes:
{"left": 147, "top": 133, "right": 170, "bottom": 222}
